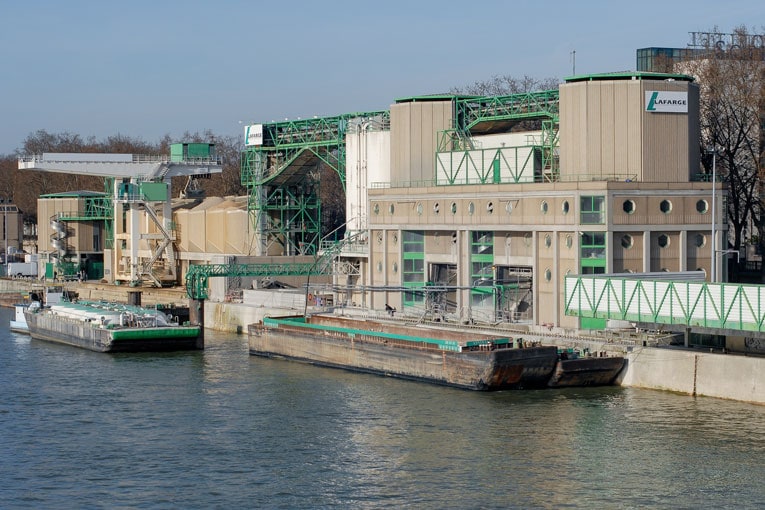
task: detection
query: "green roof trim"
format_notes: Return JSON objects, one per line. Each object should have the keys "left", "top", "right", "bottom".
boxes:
{"left": 395, "top": 93, "right": 479, "bottom": 103}
{"left": 40, "top": 190, "right": 109, "bottom": 198}
{"left": 564, "top": 71, "right": 694, "bottom": 83}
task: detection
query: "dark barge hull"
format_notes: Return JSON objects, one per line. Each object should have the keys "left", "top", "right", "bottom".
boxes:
{"left": 248, "top": 316, "right": 559, "bottom": 391}
{"left": 24, "top": 310, "right": 201, "bottom": 353}
{"left": 547, "top": 356, "right": 626, "bottom": 387}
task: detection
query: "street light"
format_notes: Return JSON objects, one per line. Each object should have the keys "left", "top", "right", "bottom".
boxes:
{"left": 709, "top": 148, "right": 717, "bottom": 282}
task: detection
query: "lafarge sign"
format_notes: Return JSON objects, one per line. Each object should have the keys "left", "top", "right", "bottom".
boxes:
{"left": 244, "top": 124, "right": 263, "bottom": 146}
{"left": 645, "top": 91, "right": 688, "bottom": 113}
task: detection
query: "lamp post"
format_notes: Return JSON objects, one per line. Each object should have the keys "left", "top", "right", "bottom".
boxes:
{"left": 710, "top": 148, "right": 717, "bottom": 282}
{"left": 3, "top": 197, "right": 7, "bottom": 278}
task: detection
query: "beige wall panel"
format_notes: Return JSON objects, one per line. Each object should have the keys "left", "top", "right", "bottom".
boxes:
{"left": 641, "top": 81, "right": 693, "bottom": 183}
{"left": 390, "top": 101, "right": 452, "bottom": 184}
{"left": 206, "top": 210, "right": 226, "bottom": 253}
{"left": 188, "top": 211, "right": 206, "bottom": 253}
{"left": 612, "top": 232, "right": 644, "bottom": 273}
{"left": 650, "top": 232, "right": 680, "bottom": 272}
{"left": 626, "top": 81, "right": 644, "bottom": 178}
{"left": 425, "top": 230, "right": 454, "bottom": 256}
{"left": 174, "top": 210, "right": 189, "bottom": 252}
{"left": 586, "top": 83, "right": 604, "bottom": 175}
{"left": 225, "top": 210, "right": 250, "bottom": 254}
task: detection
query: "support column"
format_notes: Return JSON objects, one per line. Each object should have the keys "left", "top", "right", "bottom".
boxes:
{"left": 643, "top": 230, "right": 651, "bottom": 272}
{"left": 189, "top": 298, "right": 205, "bottom": 349}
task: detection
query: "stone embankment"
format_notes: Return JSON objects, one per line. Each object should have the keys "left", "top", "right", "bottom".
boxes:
{"left": 2, "top": 278, "right": 762, "bottom": 404}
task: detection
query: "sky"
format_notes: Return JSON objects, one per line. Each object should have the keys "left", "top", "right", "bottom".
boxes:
{"left": 0, "top": 0, "right": 761, "bottom": 155}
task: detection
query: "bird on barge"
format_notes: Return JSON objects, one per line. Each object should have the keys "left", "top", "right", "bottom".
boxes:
{"left": 24, "top": 299, "right": 201, "bottom": 353}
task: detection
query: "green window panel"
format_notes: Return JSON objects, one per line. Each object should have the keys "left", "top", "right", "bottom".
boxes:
{"left": 403, "top": 230, "right": 425, "bottom": 306}
{"left": 470, "top": 231, "right": 494, "bottom": 308}
{"left": 580, "top": 196, "right": 605, "bottom": 224}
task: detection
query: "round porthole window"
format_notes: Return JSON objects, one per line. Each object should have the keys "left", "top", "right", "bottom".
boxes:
{"left": 486, "top": 201, "right": 494, "bottom": 214}
{"left": 623, "top": 200, "right": 635, "bottom": 214}
{"left": 388, "top": 203, "right": 395, "bottom": 214}
{"left": 433, "top": 202, "right": 440, "bottom": 214}
{"left": 660, "top": 200, "right": 672, "bottom": 214}
{"left": 523, "top": 233, "right": 532, "bottom": 247}
{"left": 562, "top": 200, "right": 570, "bottom": 215}
{"left": 416, "top": 202, "right": 423, "bottom": 215}
{"left": 696, "top": 200, "right": 709, "bottom": 214}
{"left": 544, "top": 268, "right": 552, "bottom": 282}
{"left": 694, "top": 234, "right": 706, "bottom": 247}
{"left": 621, "top": 234, "right": 633, "bottom": 249}
{"left": 658, "top": 234, "right": 670, "bottom": 248}
{"left": 544, "top": 234, "right": 552, "bottom": 248}
{"left": 467, "top": 202, "right": 475, "bottom": 215}
{"left": 392, "top": 262, "right": 398, "bottom": 273}
{"left": 541, "top": 201, "right": 549, "bottom": 214}
{"left": 373, "top": 203, "right": 380, "bottom": 215}
{"left": 565, "top": 234, "right": 573, "bottom": 249}
{"left": 451, "top": 202, "right": 457, "bottom": 214}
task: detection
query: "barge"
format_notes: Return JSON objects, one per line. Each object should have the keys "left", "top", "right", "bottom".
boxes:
{"left": 250, "top": 315, "right": 570, "bottom": 390}
{"left": 24, "top": 300, "right": 201, "bottom": 353}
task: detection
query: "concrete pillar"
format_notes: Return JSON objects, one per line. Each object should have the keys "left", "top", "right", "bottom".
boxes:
{"left": 643, "top": 230, "right": 651, "bottom": 272}
{"left": 189, "top": 298, "right": 205, "bottom": 349}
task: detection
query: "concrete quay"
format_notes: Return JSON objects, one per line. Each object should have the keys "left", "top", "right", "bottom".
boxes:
{"left": 2, "top": 279, "right": 762, "bottom": 405}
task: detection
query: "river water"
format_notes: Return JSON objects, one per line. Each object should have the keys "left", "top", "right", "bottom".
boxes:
{"left": 1, "top": 308, "right": 763, "bottom": 509}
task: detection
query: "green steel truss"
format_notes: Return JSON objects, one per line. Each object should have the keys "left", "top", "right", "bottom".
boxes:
{"left": 184, "top": 230, "right": 354, "bottom": 299}
{"left": 241, "top": 111, "right": 389, "bottom": 255}
{"left": 438, "top": 90, "right": 561, "bottom": 183}
{"left": 565, "top": 275, "right": 765, "bottom": 333}
{"left": 55, "top": 188, "right": 114, "bottom": 249}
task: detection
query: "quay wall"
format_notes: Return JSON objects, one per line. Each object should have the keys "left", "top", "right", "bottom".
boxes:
{"left": 2, "top": 278, "right": 762, "bottom": 404}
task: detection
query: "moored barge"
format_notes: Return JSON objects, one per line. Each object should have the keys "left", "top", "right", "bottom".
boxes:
{"left": 24, "top": 300, "right": 201, "bottom": 353}
{"left": 249, "top": 315, "right": 561, "bottom": 391}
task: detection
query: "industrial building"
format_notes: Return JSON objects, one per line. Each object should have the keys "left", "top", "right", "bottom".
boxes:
{"left": 24, "top": 71, "right": 721, "bottom": 330}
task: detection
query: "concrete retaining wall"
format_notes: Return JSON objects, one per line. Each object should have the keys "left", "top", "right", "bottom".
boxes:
{"left": 622, "top": 347, "right": 765, "bottom": 404}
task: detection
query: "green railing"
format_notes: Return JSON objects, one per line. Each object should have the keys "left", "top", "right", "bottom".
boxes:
{"left": 564, "top": 274, "right": 765, "bottom": 332}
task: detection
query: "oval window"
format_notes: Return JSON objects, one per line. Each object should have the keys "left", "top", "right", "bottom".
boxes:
{"left": 696, "top": 200, "right": 708, "bottom": 214}
{"left": 660, "top": 200, "right": 672, "bottom": 214}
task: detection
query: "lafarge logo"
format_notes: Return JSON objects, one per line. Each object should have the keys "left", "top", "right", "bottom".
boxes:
{"left": 244, "top": 124, "right": 263, "bottom": 146}
{"left": 645, "top": 91, "right": 688, "bottom": 113}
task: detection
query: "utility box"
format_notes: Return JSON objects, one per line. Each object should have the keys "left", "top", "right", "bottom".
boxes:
{"left": 139, "top": 182, "right": 168, "bottom": 202}
{"left": 170, "top": 143, "right": 216, "bottom": 162}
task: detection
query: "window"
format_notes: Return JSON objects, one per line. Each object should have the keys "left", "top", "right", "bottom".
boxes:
{"left": 467, "top": 202, "right": 475, "bottom": 215}
{"left": 562, "top": 201, "right": 570, "bottom": 215}
{"left": 544, "top": 268, "right": 552, "bottom": 282}
{"left": 581, "top": 232, "right": 606, "bottom": 259}
{"left": 541, "top": 201, "right": 549, "bottom": 214}
{"left": 470, "top": 231, "right": 494, "bottom": 308}
{"left": 544, "top": 234, "right": 552, "bottom": 248}
{"left": 416, "top": 202, "right": 423, "bottom": 215}
{"left": 388, "top": 203, "right": 395, "bottom": 214}
{"left": 658, "top": 234, "right": 670, "bottom": 248}
{"left": 623, "top": 200, "right": 636, "bottom": 214}
{"left": 694, "top": 234, "right": 706, "bottom": 247}
{"left": 696, "top": 200, "right": 708, "bottom": 214}
{"left": 621, "top": 234, "right": 633, "bottom": 249}
{"left": 402, "top": 231, "right": 425, "bottom": 305}
{"left": 373, "top": 203, "right": 380, "bottom": 215}
{"left": 660, "top": 200, "right": 672, "bottom": 214}
{"left": 486, "top": 201, "right": 494, "bottom": 214}
{"left": 450, "top": 202, "right": 457, "bottom": 214}
{"left": 581, "top": 196, "right": 605, "bottom": 224}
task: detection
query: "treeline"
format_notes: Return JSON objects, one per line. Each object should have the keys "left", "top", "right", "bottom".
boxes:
{"left": 0, "top": 129, "right": 246, "bottom": 223}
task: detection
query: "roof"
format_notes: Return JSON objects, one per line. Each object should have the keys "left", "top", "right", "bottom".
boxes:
{"left": 564, "top": 71, "right": 694, "bottom": 83}
{"left": 395, "top": 93, "right": 479, "bottom": 104}
{"left": 40, "top": 190, "right": 108, "bottom": 198}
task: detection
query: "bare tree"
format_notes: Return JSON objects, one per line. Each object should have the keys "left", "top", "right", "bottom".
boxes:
{"left": 450, "top": 74, "right": 559, "bottom": 96}
{"left": 683, "top": 26, "right": 764, "bottom": 259}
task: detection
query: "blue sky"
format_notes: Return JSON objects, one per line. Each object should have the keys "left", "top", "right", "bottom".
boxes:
{"left": 0, "top": 0, "right": 760, "bottom": 155}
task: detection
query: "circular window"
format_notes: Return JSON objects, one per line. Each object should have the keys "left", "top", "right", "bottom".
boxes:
{"left": 696, "top": 200, "right": 709, "bottom": 214}
{"left": 373, "top": 203, "right": 380, "bottom": 215}
{"left": 450, "top": 202, "right": 457, "bottom": 214}
{"left": 487, "top": 201, "right": 494, "bottom": 214}
{"left": 376, "top": 261, "right": 382, "bottom": 272}
{"left": 621, "top": 234, "right": 633, "bottom": 249}
{"left": 544, "top": 268, "right": 552, "bottom": 282}
{"left": 623, "top": 200, "right": 635, "bottom": 214}
{"left": 562, "top": 201, "right": 570, "bottom": 215}
{"left": 565, "top": 234, "right": 573, "bottom": 249}
{"left": 660, "top": 200, "right": 672, "bottom": 214}
{"left": 694, "top": 234, "right": 706, "bottom": 247}
{"left": 392, "top": 262, "right": 398, "bottom": 273}
{"left": 658, "top": 234, "right": 670, "bottom": 248}
{"left": 467, "top": 202, "right": 475, "bottom": 215}
{"left": 505, "top": 202, "right": 513, "bottom": 214}
{"left": 433, "top": 202, "right": 440, "bottom": 214}
{"left": 544, "top": 234, "right": 552, "bottom": 248}
{"left": 416, "top": 202, "right": 423, "bottom": 215}
{"left": 388, "top": 203, "right": 395, "bottom": 214}
{"left": 541, "top": 201, "right": 549, "bottom": 214}
{"left": 523, "top": 233, "right": 532, "bottom": 247}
